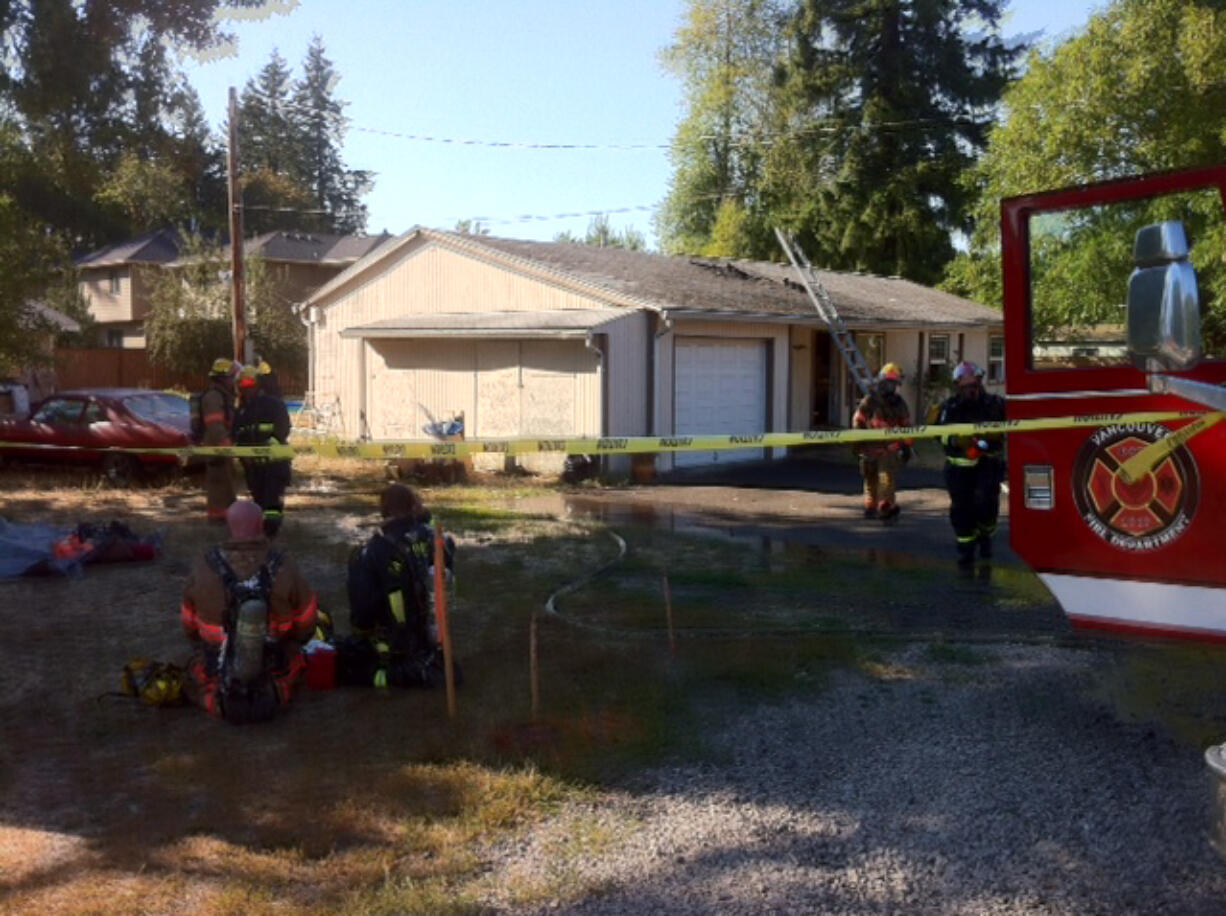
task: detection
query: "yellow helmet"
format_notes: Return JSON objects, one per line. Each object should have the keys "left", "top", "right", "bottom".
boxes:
{"left": 878, "top": 362, "right": 903, "bottom": 383}
{"left": 210, "top": 357, "right": 234, "bottom": 377}
{"left": 257, "top": 360, "right": 272, "bottom": 375}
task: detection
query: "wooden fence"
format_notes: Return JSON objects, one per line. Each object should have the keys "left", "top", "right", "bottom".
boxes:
{"left": 53, "top": 348, "right": 304, "bottom": 395}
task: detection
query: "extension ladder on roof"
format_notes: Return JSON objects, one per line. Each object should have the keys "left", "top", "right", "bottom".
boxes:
{"left": 774, "top": 227, "right": 875, "bottom": 398}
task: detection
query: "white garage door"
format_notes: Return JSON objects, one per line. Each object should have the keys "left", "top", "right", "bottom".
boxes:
{"left": 673, "top": 338, "right": 767, "bottom": 468}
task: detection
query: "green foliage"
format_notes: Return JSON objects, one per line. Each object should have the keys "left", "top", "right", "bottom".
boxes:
{"left": 765, "top": 0, "right": 1019, "bottom": 283}
{"left": 658, "top": 0, "right": 1019, "bottom": 279}
{"left": 948, "top": 0, "right": 1226, "bottom": 346}
{"left": 144, "top": 235, "right": 306, "bottom": 376}
{"left": 238, "top": 38, "right": 371, "bottom": 234}
{"left": 0, "top": 1, "right": 271, "bottom": 367}
{"left": 656, "top": 0, "right": 786, "bottom": 257}
{"left": 554, "top": 214, "right": 646, "bottom": 250}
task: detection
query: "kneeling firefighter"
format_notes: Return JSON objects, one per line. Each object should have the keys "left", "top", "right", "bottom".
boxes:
{"left": 339, "top": 483, "right": 456, "bottom": 688}
{"left": 180, "top": 500, "right": 318, "bottom": 722}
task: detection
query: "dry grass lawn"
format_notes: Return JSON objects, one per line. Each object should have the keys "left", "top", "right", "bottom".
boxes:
{"left": 0, "top": 461, "right": 617, "bottom": 914}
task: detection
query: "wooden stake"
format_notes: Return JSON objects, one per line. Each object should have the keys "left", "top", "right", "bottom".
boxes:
{"left": 663, "top": 570, "right": 676, "bottom": 656}
{"left": 434, "top": 525, "right": 456, "bottom": 717}
{"left": 529, "top": 611, "right": 540, "bottom": 720}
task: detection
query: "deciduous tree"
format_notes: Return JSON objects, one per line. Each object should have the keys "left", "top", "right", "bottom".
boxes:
{"left": 943, "top": 0, "right": 1226, "bottom": 347}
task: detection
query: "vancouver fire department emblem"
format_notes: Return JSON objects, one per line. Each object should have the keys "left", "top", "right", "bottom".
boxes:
{"left": 1071, "top": 422, "right": 1199, "bottom": 551}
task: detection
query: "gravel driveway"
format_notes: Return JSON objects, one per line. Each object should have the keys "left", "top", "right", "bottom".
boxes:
{"left": 477, "top": 478, "right": 1226, "bottom": 914}
{"left": 480, "top": 642, "right": 1226, "bottom": 914}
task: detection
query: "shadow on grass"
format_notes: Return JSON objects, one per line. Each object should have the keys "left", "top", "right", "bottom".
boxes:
{"left": 3, "top": 478, "right": 1226, "bottom": 913}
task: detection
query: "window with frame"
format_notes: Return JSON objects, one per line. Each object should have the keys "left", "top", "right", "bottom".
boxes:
{"left": 988, "top": 334, "right": 1005, "bottom": 383}
{"left": 108, "top": 270, "right": 121, "bottom": 295}
{"left": 106, "top": 329, "right": 123, "bottom": 348}
{"left": 927, "top": 334, "right": 950, "bottom": 379}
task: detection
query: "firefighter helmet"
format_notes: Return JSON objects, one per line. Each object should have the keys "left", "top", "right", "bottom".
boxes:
{"left": 236, "top": 365, "right": 260, "bottom": 390}
{"left": 256, "top": 359, "right": 272, "bottom": 376}
{"left": 952, "top": 361, "right": 984, "bottom": 386}
{"left": 209, "top": 357, "right": 235, "bottom": 377}
{"left": 878, "top": 362, "right": 903, "bottom": 382}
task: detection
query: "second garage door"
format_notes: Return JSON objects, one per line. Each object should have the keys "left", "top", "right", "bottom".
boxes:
{"left": 673, "top": 337, "right": 767, "bottom": 468}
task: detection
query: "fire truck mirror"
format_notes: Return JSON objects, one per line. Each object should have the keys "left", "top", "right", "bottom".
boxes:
{"left": 1127, "top": 221, "right": 1202, "bottom": 372}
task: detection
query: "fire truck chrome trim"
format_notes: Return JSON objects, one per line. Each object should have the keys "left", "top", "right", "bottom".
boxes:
{"left": 1040, "top": 573, "right": 1226, "bottom": 641}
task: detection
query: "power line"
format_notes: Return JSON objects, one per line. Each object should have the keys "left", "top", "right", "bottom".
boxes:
{"left": 240, "top": 86, "right": 991, "bottom": 152}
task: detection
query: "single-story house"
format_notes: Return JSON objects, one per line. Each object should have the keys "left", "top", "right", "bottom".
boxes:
{"left": 301, "top": 229, "right": 1005, "bottom": 473}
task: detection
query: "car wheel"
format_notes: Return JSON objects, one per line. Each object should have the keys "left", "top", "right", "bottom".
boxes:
{"left": 102, "top": 453, "right": 141, "bottom": 486}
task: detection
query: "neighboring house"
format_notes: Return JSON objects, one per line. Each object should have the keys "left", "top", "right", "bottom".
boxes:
{"left": 2, "top": 301, "right": 82, "bottom": 407}
{"left": 302, "top": 230, "right": 1005, "bottom": 473}
{"left": 75, "top": 228, "right": 392, "bottom": 350}
{"left": 76, "top": 228, "right": 181, "bottom": 349}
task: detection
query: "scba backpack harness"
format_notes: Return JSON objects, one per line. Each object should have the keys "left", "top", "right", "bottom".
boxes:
{"left": 205, "top": 546, "right": 285, "bottom": 724}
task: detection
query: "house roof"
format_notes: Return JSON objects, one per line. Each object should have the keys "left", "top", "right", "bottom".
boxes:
{"left": 23, "top": 300, "right": 80, "bottom": 333}
{"left": 77, "top": 228, "right": 393, "bottom": 270}
{"left": 245, "top": 231, "right": 394, "bottom": 265}
{"left": 75, "top": 228, "right": 182, "bottom": 268}
{"left": 308, "top": 228, "right": 1001, "bottom": 328}
{"left": 341, "top": 308, "right": 630, "bottom": 339}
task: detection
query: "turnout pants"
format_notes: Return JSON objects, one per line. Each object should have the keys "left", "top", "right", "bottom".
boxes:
{"left": 860, "top": 451, "right": 902, "bottom": 512}
{"left": 242, "top": 459, "right": 292, "bottom": 537}
{"left": 944, "top": 459, "right": 1004, "bottom": 562}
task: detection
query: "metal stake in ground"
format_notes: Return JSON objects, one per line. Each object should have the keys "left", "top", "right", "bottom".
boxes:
{"left": 434, "top": 525, "right": 457, "bottom": 717}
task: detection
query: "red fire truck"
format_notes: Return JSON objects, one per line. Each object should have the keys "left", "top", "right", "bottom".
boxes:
{"left": 1003, "top": 162, "right": 1226, "bottom": 641}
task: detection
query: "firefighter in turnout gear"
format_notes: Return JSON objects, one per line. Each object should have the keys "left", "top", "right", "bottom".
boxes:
{"left": 232, "top": 365, "right": 292, "bottom": 537}
{"left": 936, "top": 361, "right": 1007, "bottom": 567}
{"left": 179, "top": 500, "right": 317, "bottom": 722}
{"left": 852, "top": 363, "right": 913, "bottom": 521}
{"left": 196, "top": 358, "right": 238, "bottom": 524}
{"left": 339, "top": 484, "right": 456, "bottom": 689}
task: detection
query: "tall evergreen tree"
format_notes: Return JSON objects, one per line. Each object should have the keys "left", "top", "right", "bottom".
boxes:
{"left": 237, "top": 40, "right": 371, "bottom": 234}
{"left": 292, "top": 36, "right": 371, "bottom": 234}
{"left": 770, "top": 0, "right": 1020, "bottom": 284}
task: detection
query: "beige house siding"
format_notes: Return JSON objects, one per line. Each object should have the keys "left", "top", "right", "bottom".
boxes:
{"left": 312, "top": 239, "right": 629, "bottom": 458}
{"left": 81, "top": 268, "right": 135, "bottom": 323}
{"left": 788, "top": 325, "right": 814, "bottom": 431}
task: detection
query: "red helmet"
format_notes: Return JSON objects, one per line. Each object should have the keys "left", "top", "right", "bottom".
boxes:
{"left": 952, "top": 361, "right": 984, "bottom": 386}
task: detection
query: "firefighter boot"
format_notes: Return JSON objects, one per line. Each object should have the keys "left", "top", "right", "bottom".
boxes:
{"left": 878, "top": 500, "right": 900, "bottom": 524}
{"left": 956, "top": 539, "right": 976, "bottom": 570}
{"left": 978, "top": 535, "right": 993, "bottom": 560}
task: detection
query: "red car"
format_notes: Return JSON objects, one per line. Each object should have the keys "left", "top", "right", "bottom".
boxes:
{"left": 0, "top": 388, "right": 192, "bottom": 483}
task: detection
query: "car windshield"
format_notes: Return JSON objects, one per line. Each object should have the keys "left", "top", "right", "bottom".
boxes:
{"left": 123, "top": 393, "right": 189, "bottom": 428}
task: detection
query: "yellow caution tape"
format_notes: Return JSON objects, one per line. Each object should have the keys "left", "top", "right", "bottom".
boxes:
{"left": 1116, "top": 412, "right": 1226, "bottom": 483}
{"left": 0, "top": 410, "right": 1214, "bottom": 460}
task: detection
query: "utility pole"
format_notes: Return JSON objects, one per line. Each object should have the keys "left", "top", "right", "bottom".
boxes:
{"left": 226, "top": 87, "right": 249, "bottom": 364}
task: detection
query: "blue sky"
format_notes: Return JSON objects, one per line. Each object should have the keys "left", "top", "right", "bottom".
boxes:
{"left": 181, "top": 0, "right": 1106, "bottom": 246}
